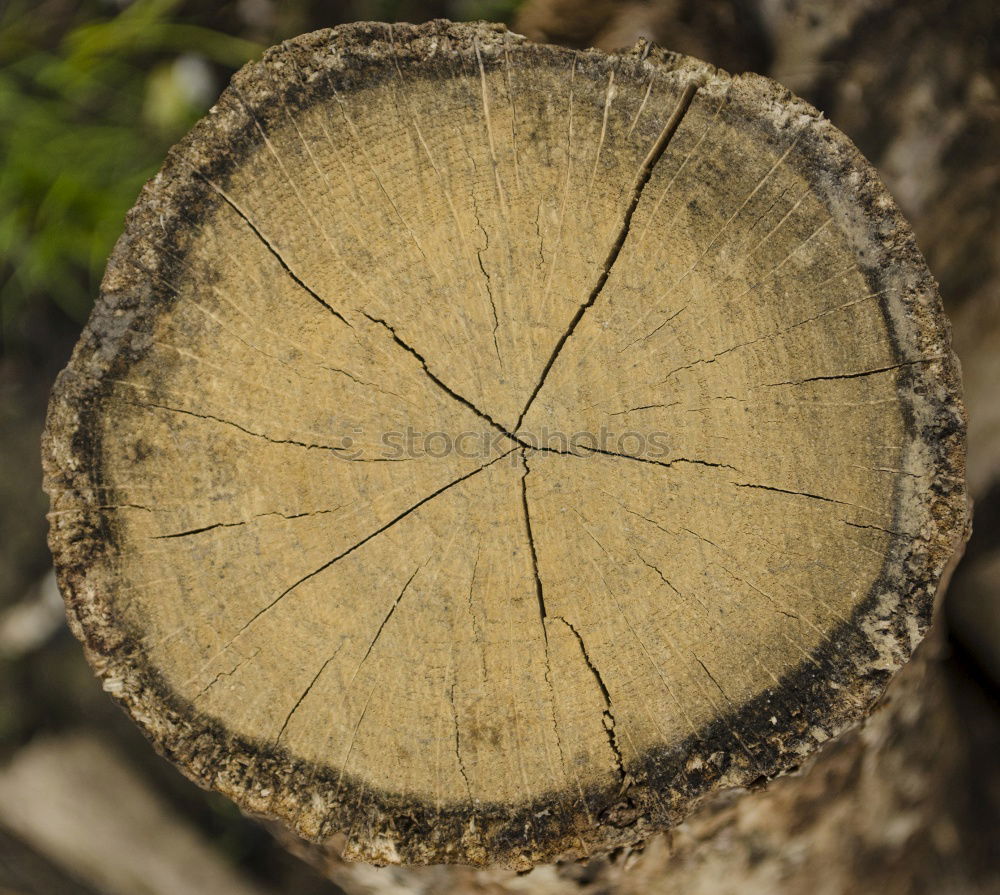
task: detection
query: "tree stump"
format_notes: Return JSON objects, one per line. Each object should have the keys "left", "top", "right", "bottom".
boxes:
{"left": 42, "top": 21, "right": 967, "bottom": 869}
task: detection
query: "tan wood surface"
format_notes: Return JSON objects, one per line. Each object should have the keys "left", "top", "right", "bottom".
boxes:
{"left": 43, "top": 21, "right": 966, "bottom": 868}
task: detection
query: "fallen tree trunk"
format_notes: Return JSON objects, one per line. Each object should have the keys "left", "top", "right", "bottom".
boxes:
{"left": 43, "top": 21, "right": 967, "bottom": 873}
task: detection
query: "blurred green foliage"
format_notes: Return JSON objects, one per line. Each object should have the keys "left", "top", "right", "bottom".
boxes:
{"left": 0, "top": 0, "right": 262, "bottom": 345}
{"left": 0, "top": 0, "right": 521, "bottom": 352}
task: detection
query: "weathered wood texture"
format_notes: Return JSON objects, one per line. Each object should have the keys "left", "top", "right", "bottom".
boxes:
{"left": 516, "top": 0, "right": 1000, "bottom": 502}
{"left": 43, "top": 21, "right": 966, "bottom": 868}
{"left": 262, "top": 616, "right": 1000, "bottom": 895}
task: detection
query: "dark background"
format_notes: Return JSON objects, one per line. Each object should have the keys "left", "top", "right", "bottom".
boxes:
{"left": 1, "top": 1, "right": 997, "bottom": 892}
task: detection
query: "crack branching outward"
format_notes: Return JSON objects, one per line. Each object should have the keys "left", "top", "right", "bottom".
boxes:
{"left": 192, "top": 170, "right": 353, "bottom": 328}
{"left": 520, "top": 451, "right": 577, "bottom": 795}
{"left": 274, "top": 641, "right": 346, "bottom": 745}
{"left": 150, "top": 62, "right": 932, "bottom": 811}
{"left": 521, "top": 450, "right": 626, "bottom": 786}
{"left": 190, "top": 83, "right": 701, "bottom": 462}
{"left": 514, "top": 81, "right": 699, "bottom": 432}
{"left": 363, "top": 312, "right": 514, "bottom": 440}
{"left": 519, "top": 450, "right": 548, "bottom": 639}
{"left": 233, "top": 448, "right": 517, "bottom": 637}
{"left": 553, "top": 615, "right": 626, "bottom": 784}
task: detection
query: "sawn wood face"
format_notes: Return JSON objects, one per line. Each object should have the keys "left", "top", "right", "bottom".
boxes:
{"left": 43, "top": 21, "right": 967, "bottom": 868}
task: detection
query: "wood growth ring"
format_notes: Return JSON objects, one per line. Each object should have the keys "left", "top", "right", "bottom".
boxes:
{"left": 43, "top": 21, "right": 967, "bottom": 868}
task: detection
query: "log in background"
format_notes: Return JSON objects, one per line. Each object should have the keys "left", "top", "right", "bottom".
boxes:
{"left": 1, "top": 0, "right": 997, "bottom": 893}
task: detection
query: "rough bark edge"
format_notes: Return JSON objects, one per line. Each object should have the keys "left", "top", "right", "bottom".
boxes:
{"left": 40, "top": 20, "right": 968, "bottom": 869}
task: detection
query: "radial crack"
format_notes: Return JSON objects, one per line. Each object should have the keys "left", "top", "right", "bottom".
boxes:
{"left": 694, "top": 655, "right": 732, "bottom": 704}
{"left": 466, "top": 549, "right": 489, "bottom": 682}
{"left": 843, "top": 519, "right": 902, "bottom": 535}
{"left": 568, "top": 442, "right": 737, "bottom": 473}
{"left": 449, "top": 679, "right": 473, "bottom": 799}
{"left": 634, "top": 551, "right": 682, "bottom": 596}
{"left": 470, "top": 187, "right": 504, "bottom": 369}
{"left": 520, "top": 450, "right": 548, "bottom": 640}
{"left": 514, "top": 81, "right": 699, "bottom": 431}
{"left": 190, "top": 170, "right": 352, "bottom": 328}
{"left": 153, "top": 522, "right": 244, "bottom": 539}
{"left": 192, "top": 648, "right": 261, "bottom": 702}
{"left": 765, "top": 357, "right": 941, "bottom": 387}
{"left": 553, "top": 616, "right": 626, "bottom": 783}
{"left": 275, "top": 640, "right": 347, "bottom": 745}
{"left": 732, "top": 481, "right": 861, "bottom": 508}
{"left": 363, "top": 312, "right": 515, "bottom": 440}
{"left": 233, "top": 449, "right": 516, "bottom": 637}
{"left": 151, "top": 507, "right": 344, "bottom": 540}
{"left": 129, "top": 400, "right": 380, "bottom": 459}
{"left": 608, "top": 401, "right": 681, "bottom": 416}
{"left": 353, "top": 565, "right": 422, "bottom": 678}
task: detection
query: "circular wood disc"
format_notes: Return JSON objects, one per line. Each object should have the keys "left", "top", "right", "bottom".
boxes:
{"left": 44, "top": 21, "right": 967, "bottom": 868}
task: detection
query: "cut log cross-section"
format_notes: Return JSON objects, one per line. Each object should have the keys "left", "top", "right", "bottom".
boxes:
{"left": 43, "top": 21, "right": 967, "bottom": 869}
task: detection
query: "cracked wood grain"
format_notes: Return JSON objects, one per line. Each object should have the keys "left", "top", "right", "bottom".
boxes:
{"left": 186, "top": 165, "right": 354, "bottom": 328}
{"left": 519, "top": 450, "right": 549, "bottom": 638}
{"left": 553, "top": 616, "right": 626, "bottom": 783}
{"left": 43, "top": 20, "right": 966, "bottom": 870}
{"left": 228, "top": 448, "right": 517, "bottom": 641}
{"left": 514, "top": 81, "right": 699, "bottom": 431}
